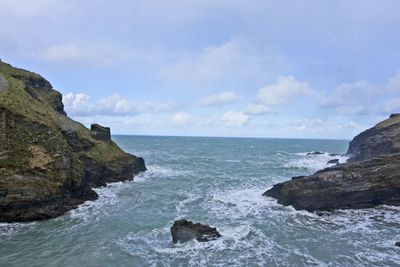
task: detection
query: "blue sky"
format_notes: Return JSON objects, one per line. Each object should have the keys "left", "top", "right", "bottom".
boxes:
{"left": 1, "top": 0, "right": 400, "bottom": 139}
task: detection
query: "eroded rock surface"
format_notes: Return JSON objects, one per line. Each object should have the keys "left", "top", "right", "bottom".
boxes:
{"left": 0, "top": 61, "right": 146, "bottom": 222}
{"left": 264, "top": 114, "right": 400, "bottom": 211}
{"left": 171, "top": 219, "right": 221, "bottom": 243}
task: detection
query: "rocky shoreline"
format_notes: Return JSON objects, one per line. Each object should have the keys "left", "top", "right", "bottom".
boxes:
{"left": 264, "top": 114, "right": 400, "bottom": 211}
{"left": 0, "top": 61, "right": 146, "bottom": 222}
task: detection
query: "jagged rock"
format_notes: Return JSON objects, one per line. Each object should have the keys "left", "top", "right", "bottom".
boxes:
{"left": 264, "top": 114, "right": 400, "bottom": 212}
{"left": 0, "top": 61, "right": 146, "bottom": 222}
{"left": 170, "top": 219, "right": 221, "bottom": 243}
{"left": 390, "top": 113, "right": 400, "bottom": 119}
{"left": 306, "top": 151, "right": 324, "bottom": 155}
{"left": 347, "top": 114, "right": 400, "bottom": 162}
{"left": 264, "top": 154, "right": 400, "bottom": 211}
{"left": 327, "top": 159, "right": 339, "bottom": 165}
{"left": 90, "top": 124, "right": 111, "bottom": 142}
{"left": 395, "top": 241, "right": 400, "bottom": 247}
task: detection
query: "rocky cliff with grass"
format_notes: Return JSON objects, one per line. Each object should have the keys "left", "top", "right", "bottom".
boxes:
{"left": 264, "top": 114, "right": 400, "bottom": 211}
{"left": 0, "top": 61, "right": 146, "bottom": 222}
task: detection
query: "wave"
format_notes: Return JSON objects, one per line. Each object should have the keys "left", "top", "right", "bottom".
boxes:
{"left": 284, "top": 152, "right": 349, "bottom": 172}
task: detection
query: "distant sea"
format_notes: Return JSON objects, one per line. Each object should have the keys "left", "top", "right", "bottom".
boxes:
{"left": 1, "top": 136, "right": 399, "bottom": 266}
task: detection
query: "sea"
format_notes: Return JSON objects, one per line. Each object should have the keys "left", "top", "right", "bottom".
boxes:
{"left": 1, "top": 136, "right": 399, "bottom": 266}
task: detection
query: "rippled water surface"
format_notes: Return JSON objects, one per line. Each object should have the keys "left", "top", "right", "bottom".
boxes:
{"left": 1, "top": 136, "right": 400, "bottom": 266}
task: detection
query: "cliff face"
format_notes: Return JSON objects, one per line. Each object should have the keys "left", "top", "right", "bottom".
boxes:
{"left": 264, "top": 114, "right": 400, "bottom": 211}
{"left": 0, "top": 61, "right": 146, "bottom": 222}
{"left": 347, "top": 114, "right": 400, "bottom": 162}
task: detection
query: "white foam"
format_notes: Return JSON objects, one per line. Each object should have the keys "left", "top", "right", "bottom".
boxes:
{"left": 134, "top": 164, "right": 191, "bottom": 183}
{"left": 284, "top": 152, "right": 349, "bottom": 172}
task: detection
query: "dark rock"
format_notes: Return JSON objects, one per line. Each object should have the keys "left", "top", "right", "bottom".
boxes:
{"left": 291, "top": 176, "right": 306, "bottom": 180}
{"left": 90, "top": 124, "right": 111, "bottom": 142}
{"left": 264, "top": 114, "right": 400, "bottom": 212}
{"left": 306, "top": 151, "right": 324, "bottom": 155}
{"left": 328, "top": 153, "right": 340, "bottom": 156}
{"left": 395, "top": 241, "right": 400, "bottom": 247}
{"left": 347, "top": 115, "right": 400, "bottom": 162}
{"left": 264, "top": 154, "right": 400, "bottom": 211}
{"left": 171, "top": 219, "right": 221, "bottom": 244}
{"left": 390, "top": 113, "right": 400, "bottom": 119}
{"left": 327, "top": 159, "right": 339, "bottom": 165}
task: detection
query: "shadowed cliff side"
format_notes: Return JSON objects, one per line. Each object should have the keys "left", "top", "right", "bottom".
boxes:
{"left": 0, "top": 61, "right": 146, "bottom": 222}
{"left": 263, "top": 114, "right": 400, "bottom": 211}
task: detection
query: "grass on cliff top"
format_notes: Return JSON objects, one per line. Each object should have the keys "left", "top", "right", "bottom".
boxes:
{"left": 0, "top": 61, "right": 132, "bottom": 163}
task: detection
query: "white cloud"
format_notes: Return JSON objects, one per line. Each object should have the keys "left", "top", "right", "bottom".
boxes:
{"left": 244, "top": 103, "right": 270, "bottom": 115}
{"left": 221, "top": 111, "right": 249, "bottom": 127}
{"left": 63, "top": 93, "right": 90, "bottom": 115}
{"left": 256, "top": 75, "right": 314, "bottom": 107}
{"left": 200, "top": 91, "right": 239, "bottom": 107}
{"left": 320, "top": 72, "right": 400, "bottom": 115}
{"left": 98, "top": 95, "right": 137, "bottom": 115}
{"left": 172, "top": 111, "right": 192, "bottom": 125}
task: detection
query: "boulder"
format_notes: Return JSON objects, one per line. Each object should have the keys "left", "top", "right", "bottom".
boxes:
{"left": 171, "top": 219, "right": 221, "bottom": 244}
{"left": 327, "top": 159, "right": 339, "bottom": 165}
{"left": 395, "top": 241, "right": 400, "bottom": 247}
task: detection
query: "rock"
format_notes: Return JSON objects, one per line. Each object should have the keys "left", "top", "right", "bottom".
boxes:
{"left": 390, "top": 113, "right": 400, "bottom": 119}
{"left": 328, "top": 153, "right": 340, "bottom": 156}
{"left": 170, "top": 219, "right": 221, "bottom": 244}
{"left": 264, "top": 153, "right": 400, "bottom": 211}
{"left": 90, "top": 124, "right": 111, "bottom": 142}
{"left": 395, "top": 241, "right": 400, "bottom": 247}
{"left": 0, "top": 61, "right": 146, "bottom": 222}
{"left": 291, "top": 176, "right": 306, "bottom": 180}
{"left": 263, "top": 114, "right": 400, "bottom": 212}
{"left": 327, "top": 159, "right": 339, "bottom": 165}
{"left": 306, "top": 151, "right": 324, "bottom": 155}
{"left": 347, "top": 114, "right": 400, "bottom": 162}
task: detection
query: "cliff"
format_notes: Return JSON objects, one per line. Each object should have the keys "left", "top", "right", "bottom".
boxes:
{"left": 0, "top": 61, "right": 146, "bottom": 222}
{"left": 263, "top": 114, "right": 400, "bottom": 211}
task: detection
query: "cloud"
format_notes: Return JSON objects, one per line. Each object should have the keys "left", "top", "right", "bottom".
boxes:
{"left": 63, "top": 93, "right": 91, "bottom": 115}
{"left": 320, "top": 71, "right": 400, "bottom": 115}
{"left": 256, "top": 75, "right": 315, "bottom": 107}
{"left": 142, "top": 102, "right": 177, "bottom": 113}
{"left": 221, "top": 111, "right": 249, "bottom": 127}
{"left": 172, "top": 111, "right": 192, "bottom": 125}
{"left": 200, "top": 91, "right": 239, "bottom": 107}
{"left": 163, "top": 39, "right": 274, "bottom": 84}
{"left": 244, "top": 103, "right": 270, "bottom": 115}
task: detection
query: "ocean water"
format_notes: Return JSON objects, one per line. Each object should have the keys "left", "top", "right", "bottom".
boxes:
{"left": 1, "top": 136, "right": 400, "bottom": 267}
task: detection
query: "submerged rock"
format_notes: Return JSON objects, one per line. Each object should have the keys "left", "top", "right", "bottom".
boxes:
{"left": 327, "top": 159, "right": 339, "bottom": 165}
{"left": 306, "top": 151, "right": 324, "bottom": 155}
{"left": 264, "top": 114, "right": 400, "bottom": 211}
{"left": 0, "top": 61, "right": 146, "bottom": 222}
{"left": 170, "top": 219, "right": 221, "bottom": 243}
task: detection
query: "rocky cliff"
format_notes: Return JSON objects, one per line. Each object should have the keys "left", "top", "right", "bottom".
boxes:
{"left": 0, "top": 61, "right": 146, "bottom": 222}
{"left": 263, "top": 114, "right": 400, "bottom": 211}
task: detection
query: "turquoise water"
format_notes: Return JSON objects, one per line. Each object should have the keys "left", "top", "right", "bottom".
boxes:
{"left": 1, "top": 136, "right": 400, "bottom": 266}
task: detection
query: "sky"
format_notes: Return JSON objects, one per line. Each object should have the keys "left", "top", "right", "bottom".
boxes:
{"left": 1, "top": 0, "right": 400, "bottom": 139}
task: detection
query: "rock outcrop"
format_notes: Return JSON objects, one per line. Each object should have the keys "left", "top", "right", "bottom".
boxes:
{"left": 264, "top": 114, "right": 400, "bottom": 211}
{"left": 170, "top": 219, "right": 221, "bottom": 243}
{"left": 0, "top": 61, "right": 146, "bottom": 222}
